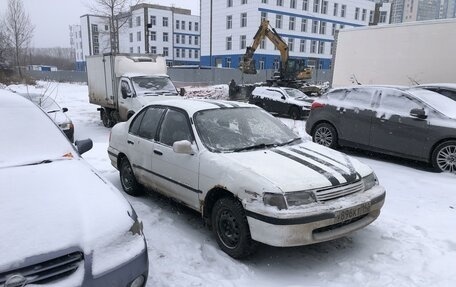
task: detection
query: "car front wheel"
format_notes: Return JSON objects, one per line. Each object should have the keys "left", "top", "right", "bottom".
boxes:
{"left": 212, "top": 197, "right": 257, "bottom": 259}
{"left": 432, "top": 140, "right": 456, "bottom": 173}
{"left": 120, "top": 158, "right": 143, "bottom": 196}
{"left": 312, "top": 122, "right": 338, "bottom": 148}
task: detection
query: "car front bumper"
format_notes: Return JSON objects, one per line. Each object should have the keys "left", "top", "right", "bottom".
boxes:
{"left": 245, "top": 185, "right": 386, "bottom": 247}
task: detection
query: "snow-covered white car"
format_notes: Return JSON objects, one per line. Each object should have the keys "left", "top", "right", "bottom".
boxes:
{"left": 249, "top": 86, "right": 314, "bottom": 119}
{"left": 108, "top": 99, "right": 386, "bottom": 258}
{"left": 0, "top": 91, "right": 148, "bottom": 287}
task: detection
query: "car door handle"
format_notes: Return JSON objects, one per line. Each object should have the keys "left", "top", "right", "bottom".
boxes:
{"left": 127, "top": 140, "right": 134, "bottom": 145}
{"left": 154, "top": 150, "right": 163, "bottom": 156}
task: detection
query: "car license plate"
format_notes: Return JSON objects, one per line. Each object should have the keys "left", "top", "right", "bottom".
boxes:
{"left": 335, "top": 202, "right": 371, "bottom": 223}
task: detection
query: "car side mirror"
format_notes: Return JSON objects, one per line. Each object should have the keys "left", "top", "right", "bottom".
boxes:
{"left": 410, "top": 108, "right": 427, "bottom": 119}
{"left": 75, "top": 139, "right": 93, "bottom": 155}
{"left": 62, "top": 107, "right": 68, "bottom": 113}
{"left": 121, "top": 86, "right": 131, "bottom": 99}
{"left": 173, "top": 140, "right": 193, "bottom": 155}
{"left": 179, "top": 87, "right": 186, "bottom": 97}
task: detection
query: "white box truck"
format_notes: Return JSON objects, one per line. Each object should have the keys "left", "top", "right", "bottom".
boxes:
{"left": 87, "top": 53, "right": 181, "bottom": 127}
{"left": 331, "top": 19, "right": 456, "bottom": 87}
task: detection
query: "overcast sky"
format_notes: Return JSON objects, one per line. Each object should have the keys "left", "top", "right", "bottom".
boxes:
{"left": 0, "top": 0, "right": 200, "bottom": 48}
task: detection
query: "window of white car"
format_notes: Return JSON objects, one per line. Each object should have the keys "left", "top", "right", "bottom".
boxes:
{"left": 158, "top": 109, "right": 193, "bottom": 146}
{"left": 129, "top": 107, "right": 165, "bottom": 139}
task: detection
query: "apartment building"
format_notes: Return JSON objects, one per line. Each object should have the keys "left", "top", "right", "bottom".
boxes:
{"left": 201, "top": 0, "right": 391, "bottom": 70}
{"left": 69, "top": 25, "right": 84, "bottom": 71}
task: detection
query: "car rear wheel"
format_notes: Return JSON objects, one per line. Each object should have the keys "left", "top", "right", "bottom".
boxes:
{"left": 312, "top": 123, "right": 338, "bottom": 148}
{"left": 101, "top": 109, "right": 113, "bottom": 128}
{"left": 290, "top": 106, "right": 301, "bottom": 120}
{"left": 212, "top": 197, "right": 257, "bottom": 259}
{"left": 432, "top": 140, "right": 456, "bottom": 173}
{"left": 120, "top": 158, "right": 143, "bottom": 196}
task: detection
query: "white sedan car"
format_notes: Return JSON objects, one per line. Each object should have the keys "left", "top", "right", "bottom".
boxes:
{"left": 108, "top": 99, "right": 386, "bottom": 258}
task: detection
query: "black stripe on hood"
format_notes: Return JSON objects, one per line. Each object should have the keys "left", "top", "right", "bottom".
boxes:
{"left": 272, "top": 149, "right": 340, "bottom": 186}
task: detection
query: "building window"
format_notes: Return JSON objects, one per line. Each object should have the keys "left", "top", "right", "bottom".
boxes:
{"left": 176, "top": 48, "right": 180, "bottom": 58}
{"left": 276, "top": 0, "right": 283, "bottom": 6}
{"left": 137, "top": 31, "right": 141, "bottom": 41}
{"left": 369, "top": 10, "right": 373, "bottom": 23}
{"left": 151, "top": 46, "right": 157, "bottom": 54}
{"left": 195, "top": 36, "right": 199, "bottom": 45}
{"left": 226, "top": 58, "right": 232, "bottom": 68}
{"left": 362, "top": 9, "right": 367, "bottom": 21}
{"left": 137, "top": 46, "right": 140, "bottom": 53}
{"left": 91, "top": 24, "right": 98, "bottom": 33}
{"left": 136, "top": 16, "right": 141, "bottom": 27}
{"left": 176, "top": 34, "right": 180, "bottom": 44}
{"left": 341, "top": 5, "right": 346, "bottom": 18}
{"left": 289, "top": 17, "right": 295, "bottom": 30}
{"left": 310, "top": 40, "right": 316, "bottom": 53}
{"left": 321, "top": 1, "right": 328, "bottom": 14}
{"left": 163, "top": 32, "right": 168, "bottom": 42}
{"left": 227, "top": 0, "right": 233, "bottom": 7}
{"left": 194, "top": 50, "right": 198, "bottom": 58}
{"left": 261, "top": 12, "right": 267, "bottom": 22}
{"left": 312, "top": 20, "right": 318, "bottom": 33}
{"left": 299, "top": 39, "right": 306, "bottom": 52}
{"left": 330, "top": 42, "right": 334, "bottom": 54}
{"left": 105, "top": 25, "right": 108, "bottom": 31}
{"left": 182, "top": 21, "right": 185, "bottom": 30}
{"left": 313, "top": 0, "right": 320, "bottom": 13}
{"left": 262, "top": 0, "right": 268, "bottom": 3}
{"left": 355, "top": 8, "right": 360, "bottom": 20}
{"left": 163, "top": 47, "right": 169, "bottom": 56}
{"left": 276, "top": 15, "right": 282, "bottom": 28}
{"left": 380, "top": 11, "right": 387, "bottom": 23}
{"left": 130, "top": 47, "right": 133, "bottom": 53}
{"left": 259, "top": 59, "right": 265, "bottom": 70}
{"left": 320, "top": 21, "right": 326, "bottom": 35}
{"left": 240, "top": 35, "right": 246, "bottom": 49}
{"left": 129, "top": 33, "right": 133, "bottom": 42}
{"left": 150, "top": 16, "right": 156, "bottom": 26}
{"left": 182, "top": 35, "right": 185, "bottom": 44}
{"left": 227, "top": 15, "right": 232, "bottom": 29}
{"left": 302, "top": 0, "right": 308, "bottom": 10}
{"left": 189, "top": 21, "right": 192, "bottom": 30}
{"left": 182, "top": 49, "right": 186, "bottom": 58}
{"left": 301, "top": 18, "right": 307, "bottom": 32}
{"left": 189, "top": 50, "right": 192, "bottom": 58}
{"left": 189, "top": 36, "right": 192, "bottom": 45}
{"left": 163, "top": 17, "right": 168, "bottom": 27}
{"left": 331, "top": 23, "right": 336, "bottom": 35}
{"left": 226, "top": 36, "right": 232, "bottom": 50}
{"left": 241, "top": 13, "right": 247, "bottom": 27}
{"left": 195, "top": 22, "right": 199, "bottom": 31}
{"left": 260, "top": 39, "right": 266, "bottom": 49}
{"left": 176, "top": 20, "right": 180, "bottom": 29}
{"left": 273, "top": 58, "right": 280, "bottom": 70}
{"left": 150, "top": 31, "right": 156, "bottom": 41}
{"left": 290, "top": 0, "right": 296, "bottom": 8}
{"left": 242, "top": 0, "right": 247, "bottom": 4}
{"left": 129, "top": 17, "right": 132, "bottom": 28}
{"left": 333, "top": 3, "right": 338, "bottom": 16}
{"left": 288, "top": 38, "right": 294, "bottom": 51}
{"left": 318, "top": 41, "right": 324, "bottom": 54}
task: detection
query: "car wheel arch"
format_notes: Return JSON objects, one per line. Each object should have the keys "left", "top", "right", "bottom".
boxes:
{"left": 429, "top": 138, "right": 456, "bottom": 163}
{"left": 311, "top": 120, "right": 338, "bottom": 136}
{"left": 202, "top": 187, "right": 236, "bottom": 228}
{"left": 117, "top": 153, "right": 128, "bottom": 170}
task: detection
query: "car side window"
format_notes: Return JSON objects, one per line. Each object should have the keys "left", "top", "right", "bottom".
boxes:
{"left": 344, "top": 89, "right": 374, "bottom": 109}
{"left": 378, "top": 93, "right": 422, "bottom": 116}
{"left": 121, "top": 80, "right": 131, "bottom": 93}
{"left": 137, "top": 107, "right": 165, "bottom": 140}
{"left": 129, "top": 109, "right": 147, "bottom": 135}
{"left": 158, "top": 109, "right": 193, "bottom": 146}
{"left": 326, "top": 90, "right": 348, "bottom": 105}
{"left": 267, "top": 90, "right": 284, "bottom": 100}
{"left": 440, "top": 89, "right": 456, "bottom": 101}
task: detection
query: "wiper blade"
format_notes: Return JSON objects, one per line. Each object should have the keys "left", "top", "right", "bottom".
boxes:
{"left": 277, "top": 137, "right": 302, "bottom": 146}
{"left": 233, "top": 143, "right": 275, "bottom": 152}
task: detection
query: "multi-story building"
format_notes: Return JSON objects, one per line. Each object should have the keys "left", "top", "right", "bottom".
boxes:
{"left": 118, "top": 4, "right": 200, "bottom": 66}
{"left": 392, "top": 0, "right": 455, "bottom": 23}
{"left": 201, "top": 0, "right": 390, "bottom": 71}
{"left": 69, "top": 25, "right": 85, "bottom": 71}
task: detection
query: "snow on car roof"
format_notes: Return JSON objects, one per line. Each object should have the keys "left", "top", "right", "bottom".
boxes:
{"left": 143, "top": 98, "right": 255, "bottom": 115}
{"left": 0, "top": 89, "right": 75, "bottom": 168}
{"left": 417, "top": 83, "right": 456, "bottom": 90}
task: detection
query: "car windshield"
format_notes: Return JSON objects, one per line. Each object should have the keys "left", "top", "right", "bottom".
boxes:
{"left": 20, "top": 94, "right": 61, "bottom": 113}
{"left": 194, "top": 107, "right": 300, "bottom": 152}
{"left": 131, "top": 76, "right": 178, "bottom": 96}
{"left": 407, "top": 88, "right": 456, "bottom": 118}
{"left": 284, "top": 88, "right": 309, "bottom": 99}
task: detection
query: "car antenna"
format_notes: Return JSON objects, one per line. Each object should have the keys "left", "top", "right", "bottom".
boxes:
{"left": 351, "top": 74, "right": 362, "bottom": 85}
{"left": 407, "top": 76, "right": 420, "bottom": 86}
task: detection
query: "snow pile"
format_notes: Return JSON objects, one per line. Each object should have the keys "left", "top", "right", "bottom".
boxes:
{"left": 184, "top": 84, "right": 229, "bottom": 100}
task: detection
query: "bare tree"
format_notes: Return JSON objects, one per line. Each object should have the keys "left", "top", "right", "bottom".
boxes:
{"left": 88, "top": 0, "right": 142, "bottom": 53}
{"left": 3, "top": 0, "right": 35, "bottom": 78}
{"left": 0, "top": 27, "right": 10, "bottom": 66}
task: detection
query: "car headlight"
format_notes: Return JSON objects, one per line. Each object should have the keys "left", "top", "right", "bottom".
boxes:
{"left": 285, "top": 191, "right": 316, "bottom": 207}
{"left": 263, "top": 193, "right": 287, "bottom": 210}
{"left": 363, "top": 172, "right": 379, "bottom": 191}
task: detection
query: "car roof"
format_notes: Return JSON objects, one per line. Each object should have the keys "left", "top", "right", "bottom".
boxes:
{"left": 329, "top": 85, "right": 409, "bottom": 92}
{"left": 144, "top": 98, "right": 255, "bottom": 115}
{"left": 416, "top": 83, "right": 456, "bottom": 90}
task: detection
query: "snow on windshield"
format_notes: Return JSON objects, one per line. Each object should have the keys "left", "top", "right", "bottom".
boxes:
{"left": 284, "top": 88, "right": 308, "bottom": 99}
{"left": 131, "top": 76, "right": 177, "bottom": 95}
{"left": 408, "top": 88, "right": 456, "bottom": 118}
{"left": 194, "top": 107, "right": 299, "bottom": 152}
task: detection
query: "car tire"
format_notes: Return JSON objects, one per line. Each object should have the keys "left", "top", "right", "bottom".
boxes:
{"left": 312, "top": 122, "right": 338, "bottom": 149}
{"left": 120, "top": 158, "right": 143, "bottom": 196}
{"left": 212, "top": 197, "right": 257, "bottom": 259}
{"left": 431, "top": 140, "right": 456, "bottom": 173}
{"left": 290, "top": 106, "right": 301, "bottom": 120}
{"left": 101, "top": 110, "right": 113, "bottom": 128}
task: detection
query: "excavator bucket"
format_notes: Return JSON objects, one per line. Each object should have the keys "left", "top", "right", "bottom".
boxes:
{"left": 239, "top": 58, "right": 257, "bottom": 74}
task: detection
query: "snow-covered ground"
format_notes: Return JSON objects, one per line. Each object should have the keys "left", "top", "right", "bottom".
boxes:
{"left": 6, "top": 82, "right": 456, "bottom": 287}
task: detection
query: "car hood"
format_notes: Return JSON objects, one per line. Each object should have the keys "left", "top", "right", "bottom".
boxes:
{"left": 220, "top": 141, "right": 372, "bottom": 193}
{"left": 0, "top": 159, "right": 134, "bottom": 270}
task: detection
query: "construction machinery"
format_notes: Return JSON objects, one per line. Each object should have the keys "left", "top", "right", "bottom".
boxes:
{"left": 239, "top": 20, "right": 312, "bottom": 85}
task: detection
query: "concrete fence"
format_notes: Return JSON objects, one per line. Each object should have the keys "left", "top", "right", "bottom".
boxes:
{"left": 24, "top": 67, "right": 332, "bottom": 87}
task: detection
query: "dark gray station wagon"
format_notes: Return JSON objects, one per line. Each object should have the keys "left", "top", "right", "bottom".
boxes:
{"left": 305, "top": 86, "right": 456, "bottom": 173}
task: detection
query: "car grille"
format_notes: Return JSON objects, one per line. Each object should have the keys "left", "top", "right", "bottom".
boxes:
{"left": 0, "top": 251, "right": 83, "bottom": 286}
{"left": 314, "top": 180, "right": 364, "bottom": 201}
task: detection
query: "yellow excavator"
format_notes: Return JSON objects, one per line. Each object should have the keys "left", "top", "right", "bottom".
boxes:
{"left": 239, "top": 20, "right": 312, "bottom": 83}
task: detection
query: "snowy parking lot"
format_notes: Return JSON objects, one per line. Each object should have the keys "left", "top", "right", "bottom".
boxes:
{"left": 7, "top": 82, "right": 456, "bottom": 287}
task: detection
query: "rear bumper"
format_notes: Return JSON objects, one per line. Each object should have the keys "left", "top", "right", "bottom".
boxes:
{"left": 245, "top": 186, "right": 385, "bottom": 247}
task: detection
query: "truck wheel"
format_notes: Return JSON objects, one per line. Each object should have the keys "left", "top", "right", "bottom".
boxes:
{"left": 101, "top": 110, "right": 113, "bottom": 128}
{"left": 431, "top": 140, "right": 456, "bottom": 173}
{"left": 120, "top": 158, "right": 143, "bottom": 196}
{"left": 290, "top": 106, "right": 301, "bottom": 120}
{"left": 212, "top": 197, "right": 257, "bottom": 259}
{"left": 312, "top": 122, "right": 338, "bottom": 149}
